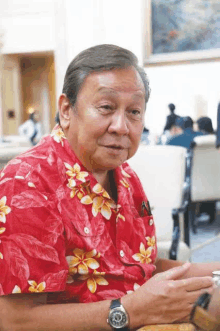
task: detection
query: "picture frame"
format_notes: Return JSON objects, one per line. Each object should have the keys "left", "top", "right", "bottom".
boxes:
{"left": 144, "top": 0, "right": 220, "bottom": 66}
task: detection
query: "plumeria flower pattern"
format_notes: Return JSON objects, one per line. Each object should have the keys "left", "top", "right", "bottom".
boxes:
{"left": 113, "top": 204, "right": 125, "bottom": 223}
{"left": 28, "top": 280, "right": 46, "bottom": 293}
{"left": 132, "top": 242, "right": 152, "bottom": 264}
{"left": 67, "top": 181, "right": 90, "bottom": 200}
{"left": 12, "top": 285, "right": 22, "bottom": 293}
{"left": 146, "top": 236, "right": 156, "bottom": 248}
{"left": 66, "top": 248, "right": 100, "bottom": 276}
{"left": 81, "top": 183, "right": 117, "bottom": 220}
{"left": 65, "top": 162, "right": 89, "bottom": 188}
{"left": 0, "top": 196, "right": 11, "bottom": 259}
{"left": 51, "top": 127, "right": 66, "bottom": 146}
{"left": 79, "top": 270, "right": 109, "bottom": 293}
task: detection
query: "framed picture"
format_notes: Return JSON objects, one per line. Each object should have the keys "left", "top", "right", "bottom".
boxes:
{"left": 144, "top": 0, "right": 220, "bottom": 65}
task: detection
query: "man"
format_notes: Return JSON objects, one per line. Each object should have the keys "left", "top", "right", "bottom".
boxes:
{"left": 167, "top": 116, "right": 203, "bottom": 150}
{"left": 0, "top": 44, "right": 218, "bottom": 331}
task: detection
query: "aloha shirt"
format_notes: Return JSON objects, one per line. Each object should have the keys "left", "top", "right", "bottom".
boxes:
{"left": 0, "top": 125, "right": 157, "bottom": 303}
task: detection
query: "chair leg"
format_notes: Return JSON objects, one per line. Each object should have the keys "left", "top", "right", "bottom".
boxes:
{"left": 184, "top": 206, "right": 190, "bottom": 247}
{"left": 189, "top": 203, "right": 197, "bottom": 234}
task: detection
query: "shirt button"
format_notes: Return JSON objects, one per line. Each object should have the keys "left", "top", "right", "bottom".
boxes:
{"left": 84, "top": 227, "right": 90, "bottom": 234}
{"left": 120, "top": 250, "right": 124, "bottom": 258}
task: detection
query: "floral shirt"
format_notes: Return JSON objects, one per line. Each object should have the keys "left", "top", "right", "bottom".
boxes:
{"left": 0, "top": 125, "right": 157, "bottom": 303}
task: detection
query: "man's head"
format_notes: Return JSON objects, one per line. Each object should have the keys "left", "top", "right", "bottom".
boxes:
{"left": 197, "top": 116, "right": 214, "bottom": 134}
{"left": 168, "top": 103, "right": 175, "bottom": 114}
{"left": 59, "top": 45, "right": 149, "bottom": 172}
{"left": 176, "top": 116, "right": 193, "bottom": 131}
{"left": 62, "top": 44, "right": 150, "bottom": 108}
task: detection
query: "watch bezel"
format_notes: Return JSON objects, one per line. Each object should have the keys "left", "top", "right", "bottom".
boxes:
{"left": 108, "top": 306, "right": 129, "bottom": 329}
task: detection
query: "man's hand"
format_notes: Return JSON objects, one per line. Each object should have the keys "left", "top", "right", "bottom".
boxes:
{"left": 122, "top": 263, "right": 214, "bottom": 329}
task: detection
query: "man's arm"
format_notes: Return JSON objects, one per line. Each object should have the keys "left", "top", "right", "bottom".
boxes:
{"left": 0, "top": 293, "right": 112, "bottom": 331}
{"left": 0, "top": 264, "right": 214, "bottom": 331}
{"left": 154, "top": 258, "right": 220, "bottom": 278}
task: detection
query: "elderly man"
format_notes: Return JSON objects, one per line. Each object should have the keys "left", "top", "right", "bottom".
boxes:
{"left": 0, "top": 44, "right": 219, "bottom": 331}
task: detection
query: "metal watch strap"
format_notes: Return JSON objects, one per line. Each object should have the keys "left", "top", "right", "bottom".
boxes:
{"left": 190, "top": 292, "right": 219, "bottom": 331}
{"left": 110, "top": 299, "right": 129, "bottom": 331}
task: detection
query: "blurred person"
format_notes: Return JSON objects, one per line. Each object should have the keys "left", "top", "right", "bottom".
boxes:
{"left": 158, "top": 115, "right": 182, "bottom": 145}
{"left": 18, "top": 110, "right": 42, "bottom": 146}
{"left": 197, "top": 116, "right": 214, "bottom": 134}
{"left": 167, "top": 116, "right": 203, "bottom": 150}
{"left": 0, "top": 44, "right": 219, "bottom": 331}
{"left": 163, "top": 103, "right": 179, "bottom": 132}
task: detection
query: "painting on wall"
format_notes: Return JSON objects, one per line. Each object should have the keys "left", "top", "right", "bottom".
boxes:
{"left": 145, "top": 0, "right": 220, "bottom": 64}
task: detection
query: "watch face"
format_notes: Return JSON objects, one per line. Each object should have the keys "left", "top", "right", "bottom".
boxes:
{"left": 109, "top": 309, "right": 128, "bottom": 328}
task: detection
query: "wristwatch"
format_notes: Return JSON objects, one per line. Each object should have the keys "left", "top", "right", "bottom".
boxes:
{"left": 190, "top": 292, "right": 219, "bottom": 331}
{"left": 107, "top": 298, "right": 130, "bottom": 330}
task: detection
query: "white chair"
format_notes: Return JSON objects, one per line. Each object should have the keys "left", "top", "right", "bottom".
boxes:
{"left": 189, "top": 134, "right": 220, "bottom": 235}
{"left": 3, "top": 135, "right": 32, "bottom": 147}
{"left": 128, "top": 145, "right": 191, "bottom": 261}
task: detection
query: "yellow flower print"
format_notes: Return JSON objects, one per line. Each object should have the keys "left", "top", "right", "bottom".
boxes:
{"left": 12, "top": 285, "right": 22, "bottom": 293}
{"left": 120, "top": 178, "right": 130, "bottom": 189}
{"left": 146, "top": 236, "right": 156, "bottom": 248}
{"left": 28, "top": 281, "right": 46, "bottom": 293}
{"left": 0, "top": 196, "right": 11, "bottom": 224}
{"left": 132, "top": 242, "right": 152, "bottom": 264}
{"left": 66, "top": 248, "right": 100, "bottom": 275}
{"left": 79, "top": 270, "right": 109, "bottom": 294}
{"left": 65, "top": 163, "right": 89, "bottom": 185}
{"left": 120, "top": 167, "right": 131, "bottom": 178}
{"left": 51, "top": 127, "right": 66, "bottom": 145}
{"left": 0, "top": 252, "right": 3, "bottom": 259}
{"left": 0, "top": 228, "right": 6, "bottom": 234}
{"left": 81, "top": 184, "right": 116, "bottom": 220}
{"left": 67, "top": 180, "right": 90, "bottom": 199}
{"left": 113, "top": 204, "right": 125, "bottom": 222}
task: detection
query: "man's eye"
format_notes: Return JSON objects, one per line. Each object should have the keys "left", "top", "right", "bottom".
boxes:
{"left": 131, "top": 110, "right": 141, "bottom": 115}
{"left": 101, "top": 105, "right": 112, "bottom": 110}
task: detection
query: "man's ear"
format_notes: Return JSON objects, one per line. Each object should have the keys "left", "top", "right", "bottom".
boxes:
{"left": 58, "top": 94, "right": 73, "bottom": 130}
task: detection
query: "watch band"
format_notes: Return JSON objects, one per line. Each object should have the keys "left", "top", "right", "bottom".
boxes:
{"left": 190, "top": 292, "right": 219, "bottom": 331}
{"left": 110, "top": 299, "right": 129, "bottom": 331}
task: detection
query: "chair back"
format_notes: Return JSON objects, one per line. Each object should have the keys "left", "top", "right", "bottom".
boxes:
{"left": 191, "top": 134, "right": 220, "bottom": 202}
{"left": 128, "top": 145, "right": 187, "bottom": 241}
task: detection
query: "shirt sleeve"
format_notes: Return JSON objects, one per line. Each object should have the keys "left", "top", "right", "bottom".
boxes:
{"left": 0, "top": 159, "right": 68, "bottom": 296}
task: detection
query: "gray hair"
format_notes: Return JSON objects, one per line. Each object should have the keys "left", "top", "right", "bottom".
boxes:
{"left": 62, "top": 44, "right": 150, "bottom": 107}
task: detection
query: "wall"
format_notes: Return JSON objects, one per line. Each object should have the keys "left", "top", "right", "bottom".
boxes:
{"left": 0, "top": 0, "right": 55, "bottom": 54}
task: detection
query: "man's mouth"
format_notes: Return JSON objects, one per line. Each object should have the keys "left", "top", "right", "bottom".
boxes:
{"left": 105, "top": 145, "right": 125, "bottom": 149}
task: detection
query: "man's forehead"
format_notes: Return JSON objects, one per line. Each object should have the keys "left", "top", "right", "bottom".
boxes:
{"left": 82, "top": 68, "right": 145, "bottom": 96}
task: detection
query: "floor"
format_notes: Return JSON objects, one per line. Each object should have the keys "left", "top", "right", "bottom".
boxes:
{"left": 190, "top": 209, "right": 220, "bottom": 262}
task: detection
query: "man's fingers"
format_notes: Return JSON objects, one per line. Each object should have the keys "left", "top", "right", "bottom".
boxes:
{"left": 155, "top": 263, "right": 191, "bottom": 281}
{"left": 187, "top": 287, "right": 215, "bottom": 304}
{"left": 182, "top": 276, "right": 213, "bottom": 292}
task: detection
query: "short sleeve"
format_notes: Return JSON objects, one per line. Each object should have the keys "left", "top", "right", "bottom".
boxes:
{"left": 0, "top": 159, "right": 68, "bottom": 296}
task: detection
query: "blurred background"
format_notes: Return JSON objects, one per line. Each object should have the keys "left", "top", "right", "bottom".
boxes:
{"left": 0, "top": 0, "right": 219, "bottom": 138}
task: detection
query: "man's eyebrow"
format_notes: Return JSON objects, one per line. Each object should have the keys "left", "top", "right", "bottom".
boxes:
{"left": 97, "top": 87, "right": 118, "bottom": 95}
{"left": 97, "top": 87, "right": 145, "bottom": 98}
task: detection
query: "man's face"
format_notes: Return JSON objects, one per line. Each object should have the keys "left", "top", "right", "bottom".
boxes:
{"left": 61, "top": 67, "right": 146, "bottom": 172}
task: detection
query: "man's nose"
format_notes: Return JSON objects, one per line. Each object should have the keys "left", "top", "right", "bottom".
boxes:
{"left": 108, "top": 111, "right": 129, "bottom": 135}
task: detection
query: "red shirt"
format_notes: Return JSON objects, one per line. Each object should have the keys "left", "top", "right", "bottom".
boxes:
{"left": 0, "top": 125, "right": 157, "bottom": 303}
